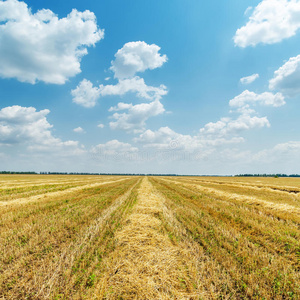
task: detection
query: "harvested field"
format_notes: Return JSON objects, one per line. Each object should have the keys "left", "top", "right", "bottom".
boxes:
{"left": 0, "top": 175, "right": 299, "bottom": 299}
{"left": 150, "top": 176, "right": 300, "bottom": 299}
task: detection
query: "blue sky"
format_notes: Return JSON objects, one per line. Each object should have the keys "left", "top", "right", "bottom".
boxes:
{"left": 1, "top": 0, "right": 300, "bottom": 174}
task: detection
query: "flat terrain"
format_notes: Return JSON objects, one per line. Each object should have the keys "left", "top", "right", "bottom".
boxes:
{"left": 0, "top": 175, "right": 299, "bottom": 299}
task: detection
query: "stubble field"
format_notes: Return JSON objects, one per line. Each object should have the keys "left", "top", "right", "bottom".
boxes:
{"left": 0, "top": 175, "right": 299, "bottom": 299}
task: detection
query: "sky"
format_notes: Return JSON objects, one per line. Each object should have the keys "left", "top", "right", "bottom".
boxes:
{"left": 1, "top": 0, "right": 300, "bottom": 175}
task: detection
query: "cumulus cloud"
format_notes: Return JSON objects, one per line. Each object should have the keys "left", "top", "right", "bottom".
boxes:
{"left": 198, "top": 90, "right": 285, "bottom": 140}
{"left": 130, "top": 88, "right": 286, "bottom": 162}
{"left": 273, "top": 140, "right": 300, "bottom": 152}
{"left": 240, "top": 73, "right": 259, "bottom": 84}
{"left": 229, "top": 90, "right": 285, "bottom": 108}
{"left": 73, "top": 127, "right": 85, "bottom": 133}
{"left": 72, "top": 77, "right": 167, "bottom": 108}
{"left": 274, "top": 141, "right": 300, "bottom": 157}
{"left": 90, "top": 140, "right": 140, "bottom": 164}
{"left": 109, "top": 100, "right": 165, "bottom": 133}
{"left": 72, "top": 41, "right": 168, "bottom": 107}
{"left": 110, "top": 41, "right": 167, "bottom": 79}
{"left": 71, "top": 79, "right": 101, "bottom": 108}
{"left": 0, "top": 105, "right": 52, "bottom": 145}
{"left": 91, "top": 140, "right": 138, "bottom": 156}
{"left": 97, "top": 123, "right": 104, "bottom": 128}
{"left": 135, "top": 127, "right": 197, "bottom": 150}
{"left": 234, "top": 0, "right": 300, "bottom": 47}
{"left": 253, "top": 141, "right": 300, "bottom": 167}
{"left": 100, "top": 76, "right": 167, "bottom": 100}
{"left": 100, "top": 42, "right": 168, "bottom": 128}
{"left": 200, "top": 115, "right": 270, "bottom": 137}
{"left": 0, "top": 0, "right": 104, "bottom": 84}
{"left": 269, "top": 54, "right": 300, "bottom": 96}
{"left": 71, "top": 42, "right": 168, "bottom": 137}
{"left": 0, "top": 105, "right": 83, "bottom": 155}
{"left": 135, "top": 126, "right": 245, "bottom": 152}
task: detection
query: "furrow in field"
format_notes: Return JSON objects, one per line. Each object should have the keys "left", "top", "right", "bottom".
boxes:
{"left": 37, "top": 178, "right": 141, "bottom": 299}
{"left": 153, "top": 180, "right": 237, "bottom": 299}
{"left": 0, "top": 177, "right": 130, "bottom": 206}
{"left": 161, "top": 177, "right": 300, "bottom": 214}
{"left": 171, "top": 177, "right": 300, "bottom": 209}
{"left": 156, "top": 178, "right": 300, "bottom": 260}
{"left": 0, "top": 177, "right": 122, "bottom": 202}
{"left": 0, "top": 176, "right": 116, "bottom": 189}
{"left": 177, "top": 177, "right": 300, "bottom": 191}
{"left": 93, "top": 177, "right": 201, "bottom": 299}
{"left": 0, "top": 177, "right": 140, "bottom": 299}
{"left": 175, "top": 177, "right": 300, "bottom": 196}
{"left": 151, "top": 177, "right": 300, "bottom": 299}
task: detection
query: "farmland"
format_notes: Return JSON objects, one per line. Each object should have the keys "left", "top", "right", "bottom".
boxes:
{"left": 0, "top": 175, "right": 300, "bottom": 299}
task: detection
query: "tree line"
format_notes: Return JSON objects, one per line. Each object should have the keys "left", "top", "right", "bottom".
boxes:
{"left": 0, "top": 171, "right": 299, "bottom": 177}
{"left": 235, "top": 174, "right": 300, "bottom": 177}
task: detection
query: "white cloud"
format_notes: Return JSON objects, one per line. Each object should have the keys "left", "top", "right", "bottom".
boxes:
{"left": 96, "top": 43, "right": 168, "bottom": 131}
{"left": 253, "top": 141, "right": 300, "bottom": 165}
{"left": 71, "top": 79, "right": 101, "bottom": 108}
{"left": 273, "top": 140, "right": 300, "bottom": 152}
{"left": 244, "top": 6, "right": 253, "bottom": 15}
{"left": 91, "top": 140, "right": 138, "bottom": 156}
{"left": 100, "top": 76, "right": 167, "bottom": 100}
{"left": 240, "top": 73, "right": 259, "bottom": 84}
{"left": 88, "top": 138, "right": 300, "bottom": 174}
{"left": 198, "top": 90, "right": 282, "bottom": 139}
{"left": 110, "top": 41, "right": 167, "bottom": 79}
{"left": 229, "top": 90, "right": 285, "bottom": 108}
{"left": 97, "top": 123, "right": 104, "bottom": 128}
{"left": 0, "top": 105, "right": 52, "bottom": 145}
{"left": 192, "top": 90, "right": 285, "bottom": 146}
{"left": 130, "top": 88, "right": 283, "bottom": 160}
{"left": 0, "top": 0, "right": 104, "bottom": 84}
{"left": 234, "top": 0, "right": 300, "bottom": 47}
{"left": 72, "top": 41, "right": 168, "bottom": 107}
{"left": 109, "top": 100, "right": 165, "bottom": 133}
{"left": 269, "top": 54, "right": 300, "bottom": 96}
{"left": 135, "top": 126, "right": 245, "bottom": 153}
{"left": 199, "top": 114, "right": 270, "bottom": 137}
{"left": 135, "top": 127, "right": 196, "bottom": 150}
{"left": 0, "top": 105, "right": 83, "bottom": 155}
{"left": 72, "top": 77, "right": 167, "bottom": 108}
{"left": 73, "top": 127, "right": 85, "bottom": 133}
